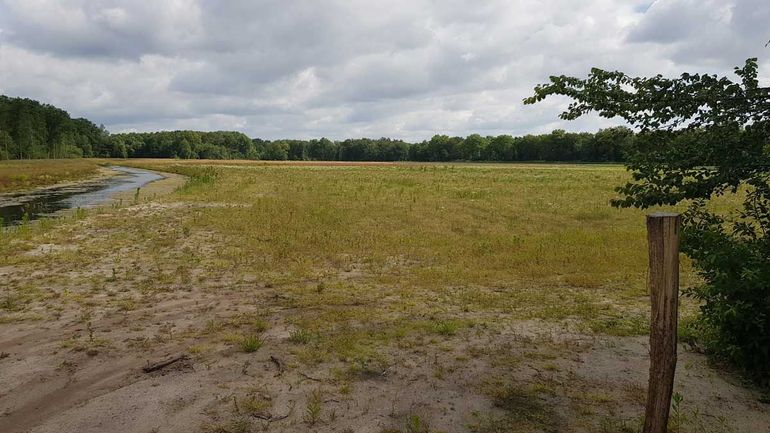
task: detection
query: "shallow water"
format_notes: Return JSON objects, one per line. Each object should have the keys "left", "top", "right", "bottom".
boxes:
{"left": 0, "top": 166, "right": 163, "bottom": 226}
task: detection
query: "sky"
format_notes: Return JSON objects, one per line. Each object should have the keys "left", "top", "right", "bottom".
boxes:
{"left": 0, "top": 0, "right": 768, "bottom": 141}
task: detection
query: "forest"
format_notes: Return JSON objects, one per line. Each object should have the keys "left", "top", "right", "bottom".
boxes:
{"left": 1, "top": 95, "right": 634, "bottom": 162}
{"left": 0, "top": 95, "right": 109, "bottom": 159}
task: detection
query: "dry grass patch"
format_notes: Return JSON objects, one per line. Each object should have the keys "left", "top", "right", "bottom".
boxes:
{"left": 0, "top": 159, "right": 105, "bottom": 192}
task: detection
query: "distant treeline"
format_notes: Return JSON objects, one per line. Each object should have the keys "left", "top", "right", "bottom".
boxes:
{"left": 1, "top": 95, "right": 635, "bottom": 162}
{"left": 0, "top": 96, "right": 110, "bottom": 159}
{"left": 252, "top": 128, "right": 633, "bottom": 162}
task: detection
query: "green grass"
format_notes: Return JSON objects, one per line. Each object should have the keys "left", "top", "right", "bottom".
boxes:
{"left": 288, "top": 328, "right": 313, "bottom": 344}
{"left": 130, "top": 161, "right": 685, "bottom": 291}
{"left": 3, "top": 160, "right": 707, "bottom": 338}
{"left": 433, "top": 320, "right": 460, "bottom": 336}
{"left": 239, "top": 335, "right": 263, "bottom": 353}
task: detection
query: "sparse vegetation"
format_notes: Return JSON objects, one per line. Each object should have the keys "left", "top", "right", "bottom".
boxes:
{"left": 303, "top": 388, "right": 323, "bottom": 426}
{"left": 239, "top": 335, "right": 263, "bottom": 353}
{"left": 433, "top": 320, "right": 460, "bottom": 336}
{"left": 0, "top": 160, "right": 764, "bottom": 433}
{"left": 288, "top": 328, "right": 313, "bottom": 345}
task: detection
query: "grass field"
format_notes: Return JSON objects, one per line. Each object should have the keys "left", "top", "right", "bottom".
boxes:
{"left": 0, "top": 159, "right": 106, "bottom": 193}
{"left": 0, "top": 160, "right": 766, "bottom": 433}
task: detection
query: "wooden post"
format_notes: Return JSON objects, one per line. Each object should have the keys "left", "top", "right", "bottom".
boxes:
{"left": 643, "top": 212, "right": 680, "bottom": 433}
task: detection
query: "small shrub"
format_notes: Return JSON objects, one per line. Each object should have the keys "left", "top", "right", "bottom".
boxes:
{"left": 240, "top": 335, "right": 263, "bottom": 353}
{"left": 289, "top": 328, "right": 312, "bottom": 344}
{"left": 240, "top": 396, "right": 270, "bottom": 416}
{"left": 252, "top": 318, "right": 268, "bottom": 333}
{"left": 303, "top": 388, "right": 322, "bottom": 425}
{"left": 0, "top": 293, "right": 23, "bottom": 312}
{"left": 405, "top": 414, "right": 429, "bottom": 433}
{"left": 433, "top": 320, "right": 459, "bottom": 336}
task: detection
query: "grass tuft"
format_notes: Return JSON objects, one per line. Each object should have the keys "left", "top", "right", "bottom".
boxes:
{"left": 289, "top": 328, "right": 313, "bottom": 344}
{"left": 239, "top": 335, "right": 263, "bottom": 353}
{"left": 433, "top": 320, "right": 460, "bottom": 336}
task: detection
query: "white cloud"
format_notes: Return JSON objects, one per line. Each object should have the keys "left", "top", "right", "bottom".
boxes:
{"left": 0, "top": 0, "right": 767, "bottom": 140}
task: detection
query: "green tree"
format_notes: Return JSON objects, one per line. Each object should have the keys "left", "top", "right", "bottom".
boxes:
{"left": 178, "top": 139, "right": 194, "bottom": 159}
{"left": 264, "top": 141, "right": 289, "bottom": 160}
{"left": 585, "top": 127, "right": 633, "bottom": 162}
{"left": 426, "top": 135, "right": 458, "bottom": 161}
{"left": 308, "top": 137, "right": 338, "bottom": 160}
{"left": 460, "top": 134, "right": 488, "bottom": 160}
{"left": 526, "top": 58, "right": 770, "bottom": 383}
{"left": 0, "top": 130, "right": 13, "bottom": 160}
{"left": 486, "top": 135, "right": 516, "bottom": 161}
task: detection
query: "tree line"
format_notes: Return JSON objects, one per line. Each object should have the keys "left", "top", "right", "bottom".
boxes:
{"left": 63, "top": 128, "right": 640, "bottom": 163}
{"left": 0, "top": 95, "right": 110, "bottom": 159}
{"left": 251, "top": 127, "right": 633, "bottom": 162}
{"left": 1, "top": 94, "right": 635, "bottom": 162}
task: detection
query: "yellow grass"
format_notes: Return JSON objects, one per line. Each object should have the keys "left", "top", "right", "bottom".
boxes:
{"left": 0, "top": 159, "right": 105, "bottom": 193}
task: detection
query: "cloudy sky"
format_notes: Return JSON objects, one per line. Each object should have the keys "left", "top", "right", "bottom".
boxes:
{"left": 0, "top": 0, "right": 768, "bottom": 140}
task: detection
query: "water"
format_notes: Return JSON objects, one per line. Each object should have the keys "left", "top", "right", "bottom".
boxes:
{"left": 0, "top": 166, "right": 163, "bottom": 226}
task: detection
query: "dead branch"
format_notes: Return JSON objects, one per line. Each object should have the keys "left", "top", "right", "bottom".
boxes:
{"left": 142, "top": 354, "right": 189, "bottom": 373}
{"left": 270, "top": 355, "right": 284, "bottom": 375}
{"left": 298, "top": 371, "right": 322, "bottom": 382}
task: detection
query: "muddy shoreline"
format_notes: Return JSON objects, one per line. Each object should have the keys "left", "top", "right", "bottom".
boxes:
{"left": 0, "top": 166, "right": 186, "bottom": 225}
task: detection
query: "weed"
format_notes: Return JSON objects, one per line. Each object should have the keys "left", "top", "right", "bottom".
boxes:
{"left": 239, "top": 396, "right": 270, "bottom": 416}
{"left": 251, "top": 318, "right": 268, "bottom": 333}
{"left": 303, "top": 388, "right": 323, "bottom": 425}
{"left": 205, "top": 319, "right": 223, "bottom": 334}
{"left": 56, "top": 360, "right": 78, "bottom": 373}
{"left": 433, "top": 320, "right": 459, "bottom": 336}
{"left": 240, "top": 335, "right": 263, "bottom": 353}
{"left": 289, "top": 328, "right": 313, "bottom": 344}
{"left": 188, "top": 344, "right": 211, "bottom": 354}
{"left": 404, "top": 414, "right": 429, "bottom": 433}
{"left": 0, "top": 293, "right": 23, "bottom": 312}
{"left": 116, "top": 298, "right": 136, "bottom": 311}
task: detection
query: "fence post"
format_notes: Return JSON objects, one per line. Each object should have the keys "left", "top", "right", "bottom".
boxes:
{"left": 643, "top": 212, "right": 681, "bottom": 433}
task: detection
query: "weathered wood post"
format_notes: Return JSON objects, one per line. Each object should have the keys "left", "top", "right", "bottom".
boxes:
{"left": 643, "top": 212, "right": 681, "bottom": 433}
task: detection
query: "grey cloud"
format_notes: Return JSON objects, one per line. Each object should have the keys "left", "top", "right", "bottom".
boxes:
{"left": 0, "top": 1, "right": 203, "bottom": 58}
{"left": 627, "top": 0, "right": 770, "bottom": 66}
{"left": 0, "top": 0, "right": 768, "bottom": 141}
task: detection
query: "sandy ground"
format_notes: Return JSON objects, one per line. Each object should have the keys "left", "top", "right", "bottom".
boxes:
{"left": 2, "top": 306, "right": 768, "bottom": 433}
{"left": 0, "top": 170, "right": 768, "bottom": 433}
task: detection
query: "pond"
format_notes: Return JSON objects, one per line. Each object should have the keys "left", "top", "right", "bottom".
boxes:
{"left": 0, "top": 166, "right": 163, "bottom": 226}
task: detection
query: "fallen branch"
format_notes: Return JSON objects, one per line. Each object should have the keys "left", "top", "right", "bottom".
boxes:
{"left": 298, "top": 372, "right": 322, "bottom": 382}
{"left": 270, "top": 355, "right": 284, "bottom": 376}
{"left": 142, "top": 355, "right": 189, "bottom": 373}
